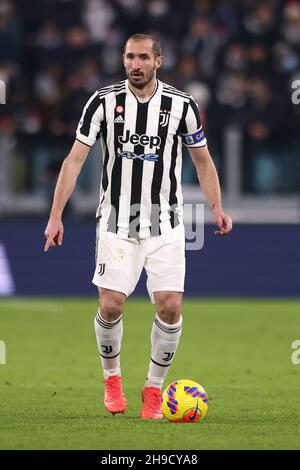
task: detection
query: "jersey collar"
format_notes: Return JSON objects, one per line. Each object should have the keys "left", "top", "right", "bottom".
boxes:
{"left": 125, "top": 79, "right": 162, "bottom": 103}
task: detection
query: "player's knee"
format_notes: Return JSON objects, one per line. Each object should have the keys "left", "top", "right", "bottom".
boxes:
{"left": 99, "top": 292, "right": 125, "bottom": 321}
{"left": 157, "top": 294, "right": 181, "bottom": 324}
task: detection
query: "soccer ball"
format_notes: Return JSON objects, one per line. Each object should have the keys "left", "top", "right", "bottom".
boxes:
{"left": 162, "top": 379, "right": 208, "bottom": 423}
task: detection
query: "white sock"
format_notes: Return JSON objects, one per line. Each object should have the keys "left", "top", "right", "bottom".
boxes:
{"left": 145, "top": 314, "right": 182, "bottom": 389}
{"left": 94, "top": 311, "right": 123, "bottom": 379}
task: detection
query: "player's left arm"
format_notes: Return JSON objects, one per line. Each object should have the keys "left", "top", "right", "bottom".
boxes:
{"left": 189, "top": 145, "right": 233, "bottom": 236}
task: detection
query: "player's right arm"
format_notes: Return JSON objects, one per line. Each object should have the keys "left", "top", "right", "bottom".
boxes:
{"left": 44, "top": 140, "right": 90, "bottom": 252}
{"left": 44, "top": 90, "right": 104, "bottom": 252}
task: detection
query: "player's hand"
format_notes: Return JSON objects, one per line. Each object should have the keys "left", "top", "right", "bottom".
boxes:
{"left": 212, "top": 208, "right": 233, "bottom": 236}
{"left": 44, "top": 217, "right": 64, "bottom": 252}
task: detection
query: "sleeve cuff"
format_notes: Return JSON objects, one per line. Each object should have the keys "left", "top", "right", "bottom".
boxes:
{"left": 75, "top": 134, "right": 94, "bottom": 147}
{"left": 76, "top": 138, "right": 92, "bottom": 148}
{"left": 183, "top": 140, "right": 207, "bottom": 148}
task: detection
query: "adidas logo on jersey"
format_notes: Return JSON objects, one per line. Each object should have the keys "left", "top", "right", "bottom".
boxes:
{"left": 114, "top": 115, "right": 125, "bottom": 123}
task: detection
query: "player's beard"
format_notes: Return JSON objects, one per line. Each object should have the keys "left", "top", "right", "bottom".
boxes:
{"left": 126, "top": 68, "right": 156, "bottom": 90}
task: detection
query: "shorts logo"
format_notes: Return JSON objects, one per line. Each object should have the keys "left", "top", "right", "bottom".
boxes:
{"left": 98, "top": 263, "right": 105, "bottom": 276}
{"left": 159, "top": 109, "right": 170, "bottom": 127}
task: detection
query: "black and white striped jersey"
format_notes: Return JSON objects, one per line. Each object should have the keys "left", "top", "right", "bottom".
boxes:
{"left": 76, "top": 79, "right": 207, "bottom": 238}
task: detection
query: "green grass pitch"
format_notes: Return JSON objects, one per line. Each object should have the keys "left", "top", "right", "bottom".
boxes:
{"left": 0, "top": 298, "right": 300, "bottom": 450}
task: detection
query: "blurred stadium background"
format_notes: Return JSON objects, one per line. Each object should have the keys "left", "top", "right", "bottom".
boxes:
{"left": 0, "top": 0, "right": 299, "bottom": 297}
{"left": 1, "top": 0, "right": 300, "bottom": 451}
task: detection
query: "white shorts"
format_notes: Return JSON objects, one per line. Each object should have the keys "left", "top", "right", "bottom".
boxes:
{"left": 92, "top": 224, "right": 185, "bottom": 303}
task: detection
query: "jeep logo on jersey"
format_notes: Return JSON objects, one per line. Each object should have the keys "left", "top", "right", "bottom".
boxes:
{"left": 118, "top": 130, "right": 161, "bottom": 149}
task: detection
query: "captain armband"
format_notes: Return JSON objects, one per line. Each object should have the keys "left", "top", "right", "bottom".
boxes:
{"left": 182, "top": 127, "right": 207, "bottom": 147}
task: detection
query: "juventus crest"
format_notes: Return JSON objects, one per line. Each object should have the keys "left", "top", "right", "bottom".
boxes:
{"left": 98, "top": 263, "right": 105, "bottom": 276}
{"left": 163, "top": 352, "right": 175, "bottom": 362}
{"left": 159, "top": 109, "right": 171, "bottom": 127}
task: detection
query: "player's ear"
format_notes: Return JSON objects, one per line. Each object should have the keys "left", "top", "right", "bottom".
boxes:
{"left": 155, "top": 55, "right": 163, "bottom": 70}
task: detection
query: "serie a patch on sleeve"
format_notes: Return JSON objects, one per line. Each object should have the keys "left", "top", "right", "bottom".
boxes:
{"left": 182, "top": 128, "right": 207, "bottom": 147}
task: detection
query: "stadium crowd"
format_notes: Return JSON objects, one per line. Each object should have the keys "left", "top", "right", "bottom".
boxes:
{"left": 0, "top": 0, "right": 300, "bottom": 195}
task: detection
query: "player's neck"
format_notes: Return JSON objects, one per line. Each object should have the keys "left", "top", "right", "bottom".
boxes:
{"left": 128, "top": 78, "right": 157, "bottom": 101}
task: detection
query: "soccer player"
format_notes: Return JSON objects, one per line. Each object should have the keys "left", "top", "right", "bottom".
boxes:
{"left": 44, "top": 34, "right": 232, "bottom": 419}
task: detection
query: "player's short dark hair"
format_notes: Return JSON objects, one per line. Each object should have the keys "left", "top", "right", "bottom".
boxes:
{"left": 124, "top": 34, "right": 162, "bottom": 58}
